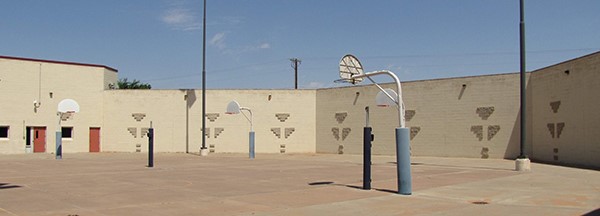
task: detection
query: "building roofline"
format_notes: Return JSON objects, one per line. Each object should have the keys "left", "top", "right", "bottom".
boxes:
{"left": 530, "top": 50, "right": 600, "bottom": 73}
{"left": 0, "top": 55, "right": 118, "bottom": 72}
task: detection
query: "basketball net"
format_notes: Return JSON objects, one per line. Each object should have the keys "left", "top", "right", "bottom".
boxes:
{"left": 59, "top": 112, "right": 75, "bottom": 121}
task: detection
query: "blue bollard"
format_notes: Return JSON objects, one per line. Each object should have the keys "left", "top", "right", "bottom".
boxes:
{"left": 396, "top": 127, "right": 412, "bottom": 195}
{"left": 249, "top": 131, "right": 255, "bottom": 159}
{"left": 56, "top": 131, "right": 62, "bottom": 159}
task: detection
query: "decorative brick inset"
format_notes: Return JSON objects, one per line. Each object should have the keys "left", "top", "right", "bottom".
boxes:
{"left": 128, "top": 127, "right": 137, "bottom": 138}
{"left": 136, "top": 143, "right": 141, "bottom": 152}
{"left": 550, "top": 101, "right": 561, "bottom": 113}
{"left": 410, "top": 127, "right": 421, "bottom": 140}
{"left": 203, "top": 127, "right": 210, "bottom": 138}
{"left": 476, "top": 107, "right": 495, "bottom": 120}
{"left": 335, "top": 112, "right": 348, "bottom": 124}
{"left": 209, "top": 144, "right": 215, "bottom": 153}
{"left": 487, "top": 125, "right": 500, "bottom": 140}
{"left": 332, "top": 128, "right": 340, "bottom": 140}
{"left": 481, "top": 147, "right": 489, "bottom": 159}
{"left": 284, "top": 128, "right": 295, "bottom": 139}
{"left": 556, "top": 122, "right": 565, "bottom": 138}
{"left": 547, "top": 123, "right": 555, "bottom": 138}
{"left": 214, "top": 128, "right": 224, "bottom": 138}
{"left": 271, "top": 128, "right": 281, "bottom": 139}
{"left": 338, "top": 144, "right": 344, "bottom": 154}
{"left": 275, "top": 113, "right": 290, "bottom": 122}
{"left": 132, "top": 113, "right": 146, "bottom": 122}
{"left": 405, "top": 110, "right": 416, "bottom": 122}
{"left": 206, "top": 113, "right": 220, "bottom": 122}
{"left": 140, "top": 128, "right": 149, "bottom": 138}
{"left": 471, "top": 125, "right": 483, "bottom": 141}
{"left": 280, "top": 144, "right": 286, "bottom": 154}
{"left": 341, "top": 128, "right": 351, "bottom": 141}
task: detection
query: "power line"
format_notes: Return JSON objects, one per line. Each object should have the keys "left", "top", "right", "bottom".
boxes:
{"left": 143, "top": 47, "right": 599, "bottom": 83}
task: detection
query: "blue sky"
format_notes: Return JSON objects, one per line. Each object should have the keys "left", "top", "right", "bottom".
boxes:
{"left": 2, "top": 0, "right": 599, "bottom": 89}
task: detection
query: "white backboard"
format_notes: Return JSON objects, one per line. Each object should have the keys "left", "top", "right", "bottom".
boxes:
{"left": 376, "top": 88, "right": 398, "bottom": 107}
{"left": 58, "top": 99, "right": 80, "bottom": 113}
{"left": 226, "top": 100, "right": 241, "bottom": 114}
{"left": 339, "top": 54, "right": 364, "bottom": 84}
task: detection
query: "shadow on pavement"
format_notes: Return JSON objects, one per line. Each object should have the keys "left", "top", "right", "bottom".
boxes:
{"left": 307, "top": 181, "right": 398, "bottom": 194}
{"left": 0, "top": 183, "right": 21, "bottom": 190}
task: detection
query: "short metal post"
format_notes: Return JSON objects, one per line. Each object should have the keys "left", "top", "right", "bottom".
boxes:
{"left": 55, "top": 131, "right": 62, "bottom": 159}
{"left": 148, "top": 128, "right": 154, "bottom": 167}
{"left": 249, "top": 131, "right": 255, "bottom": 159}
{"left": 363, "top": 127, "right": 372, "bottom": 190}
{"left": 396, "top": 128, "right": 412, "bottom": 195}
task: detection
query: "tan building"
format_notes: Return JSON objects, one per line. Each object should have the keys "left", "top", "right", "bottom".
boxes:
{"left": 1, "top": 52, "right": 598, "bottom": 168}
{"left": 0, "top": 56, "right": 117, "bottom": 154}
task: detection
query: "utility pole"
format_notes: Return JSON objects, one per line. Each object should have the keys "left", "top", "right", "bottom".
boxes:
{"left": 290, "top": 58, "right": 301, "bottom": 89}
{"left": 199, "top": 0, "right": 208, "bottom": 156}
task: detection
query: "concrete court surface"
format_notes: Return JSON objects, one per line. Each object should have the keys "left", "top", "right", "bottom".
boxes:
{"left": 0, "top": 153, "right": 598, "bottom": 216}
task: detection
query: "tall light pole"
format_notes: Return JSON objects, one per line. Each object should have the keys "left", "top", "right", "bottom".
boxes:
{"left": 519, "top": 0, "right": 526, "bottom": 158}
{"left": 516, "top": 0, "right": 531, "bottom": 171}
{"left": 200, "top": 0, "right": 209, "bottom": 156}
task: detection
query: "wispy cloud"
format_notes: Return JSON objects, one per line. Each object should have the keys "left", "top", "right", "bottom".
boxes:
{"left": 209, "top": 32, "right": 271, "bottom": 55}
{"left": 225, "top": 42, "right": 271, "bottom": 55}
{"left": 386, "top": 64, "right": 403, "bottom": 71}
{"left": 258, "top": 43, "right": 271, "bottom": 49}
{"left": 210, "top": 32, "right": 227, "bottom": 50}
{"left": 305, "top": 81, "right": 335, "bottom": 89}
{"left": 210, "top": 16, "right": 245, "bottom": 26}
{"left": 161, "top": 1, "right": 201, "bottom": 31}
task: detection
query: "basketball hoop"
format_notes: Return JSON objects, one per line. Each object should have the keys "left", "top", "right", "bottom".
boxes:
{"left": 56, "top": 99, "right": 80, "bottom": 160}
{"left": 225, "top": 100, "right": 241, "bottom": 115}
{"left": 339, "top": 54, "right": 365, "bottom": 85}
{"left": 59, "top": 111, "right": 75, "bottom": 121}
{"left": 332, "top": 54, "right": 412, "bottom": 195}
{"left": 376, "top": 88, "right": 398, "bottom": 108}
{"left": 225, "top": 100, "right": 255, "bottom": 159}
{"left": 334, "top": 78, "right": 360, "bottom": 85}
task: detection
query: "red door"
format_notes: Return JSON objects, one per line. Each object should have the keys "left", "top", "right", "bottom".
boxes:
{"left": 89, "top": 128, "right": 100, "bottom": 152}
{"left": 33, "top": 127, "right": 46, "bottom": 153}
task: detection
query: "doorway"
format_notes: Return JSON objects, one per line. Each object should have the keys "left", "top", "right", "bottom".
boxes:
{"left": 32, "top": 127, "right": 46, "bottom": 153}
{"left": 89, "top": 127, "right": 100, "bottom": 152}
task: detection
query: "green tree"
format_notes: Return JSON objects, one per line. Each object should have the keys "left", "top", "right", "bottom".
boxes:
{"left": 117, "top": 78, "right": 152, "bottom": 89}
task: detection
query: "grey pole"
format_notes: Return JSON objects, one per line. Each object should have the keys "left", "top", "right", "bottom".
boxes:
{"left": 519, "top": 0, "right": 527, "bottom": 159}
{"left": 201, "top": 0, "right": 207, "bottom": 152}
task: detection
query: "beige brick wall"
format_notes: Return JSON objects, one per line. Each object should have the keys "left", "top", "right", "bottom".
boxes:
{"left": 2, "top": 52, "right": 599, "bottom": 169}
{"left": 0, "top": 57, "right": 116, "bottom": 154}
{"left": 530, "top": 52, "right": 600, "bottom": 167}
{"left": 316, "top": 73, "right": 525, "bottom": 159}
{"left": 102, "top": 89, "right": 316, "bottom": 154}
